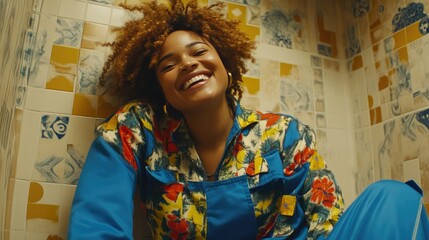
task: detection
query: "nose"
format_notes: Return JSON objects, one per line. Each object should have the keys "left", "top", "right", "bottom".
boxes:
{"left": 179, "top": 55, "right": 198, "bottom": 72}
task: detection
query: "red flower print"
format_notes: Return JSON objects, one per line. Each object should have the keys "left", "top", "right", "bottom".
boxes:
{"left": 256, "top": 213, "right": 278, "bottom": 240}
{"left": 284, "top": 147, "right": 314, "bottom": 176}
{"left": 163, "top": 183, "right": 184, "bottom": 202}
{"left": 233, "top": 134, "right": 244, "bottom": 156}
{"left": 118, "top": 125, "right": 138, "bottom": 170}
{"left": 260, "top": 113, "right": 280, "bottom": 127}
{"left": 154, "top": 119, "right": 179, "bottom": 153}
{"left": 294, "top": 147, "right": 314, "bottom": 165}
{"left": 311, "top": 177, "right": 336, "bottom": 208}
{"left": 283, "top": 162, "right": 296, "bottom": 176}
{"left": 246, "top": 161, "right": 256, "bottom": 176}
{"left": 167, "top": 214, "right": 189, "bottom": 240}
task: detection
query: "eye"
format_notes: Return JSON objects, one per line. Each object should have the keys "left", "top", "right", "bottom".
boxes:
{"left": 194, "top": 48, "right": 208, "bottom": 56}
{"left": 160, "top": 63, "right": 175, "bottom": 73}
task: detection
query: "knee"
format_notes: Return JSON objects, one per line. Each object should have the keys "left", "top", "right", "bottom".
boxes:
{"left": 364, "top": 179, "right": 422, "bottom": 199}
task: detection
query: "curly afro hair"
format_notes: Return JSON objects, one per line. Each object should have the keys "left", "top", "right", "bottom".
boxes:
{"left": 100, "top": 0, "right": 255, "bottom": 117}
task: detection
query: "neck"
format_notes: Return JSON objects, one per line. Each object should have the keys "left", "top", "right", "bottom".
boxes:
{"left": 183, "top": 98, "right": 234, "bottom": 147}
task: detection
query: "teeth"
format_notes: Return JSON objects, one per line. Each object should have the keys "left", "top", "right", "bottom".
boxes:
{"left": 183, "top": 74, "right": 209, "bottom": 90}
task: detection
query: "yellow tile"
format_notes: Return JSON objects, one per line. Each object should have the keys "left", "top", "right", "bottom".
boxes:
{"left": 50, "top": 45, "right": 80, "bottom": 74}
{"left": 280, "top": 63, "right": 296, "bottom": 77}
{"left": 242, "top": 76, "right": 259, "bottom": 95}
{"left": 45, "top": 73, "right": 74, "bottom": 92}
{"left": 27, "top": 203, "right": 59, "bottom": 222}
{"left": 82, "top": 22, "right": 109, "bottom": 50}
{"left": 27, "top": 182, "right": 59, "bottom": 222}
{"left": 368, "top": 6, "right": 382, "bottom": 31}
{"left": 370, "top": 26, "right": 384, "bottom": 45}
{"left": 227, "top": 3, "right": 246, "bottom": 23}
{"left": 316, "top": 15, "right": 338, "bottom": 57}
{"left": 72, "top": 93, "right": 98, "bottom": 117}
{"left": 392, "top": 29, "right": 407, "bottom": 51}
{"left": 406, "top": 20, "right": 424, "bottom": 43}
{"left": 239, "top": 23, "right": 260, "bottom": 41}
{"left": 97, "top": 94, "right": 119, "bottom": 118}
{"left": 369, "top": 106, "right": 382, "bottom": 125}
{"left": 378, "top": 75, "right": 389, "bottom": 91}
{"left": 28, "top": 182, "right": 44, "bottom": 203}
{"left": 352, "top": 55, "right": 363, "bottom": 71}
{"left": 397, "top": 46, "right": 408, "bottom": 63}
{"left": 368, "top": 95, "right": 374, "bottom": 108}
{"left": 372, "top": 42, "right": 380, "bottom": 53}
{"left": 323, "top": 59, "right": 340, "bottom": 72}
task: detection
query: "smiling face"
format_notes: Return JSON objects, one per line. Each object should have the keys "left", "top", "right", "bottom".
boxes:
{"left": 155, "top": 30, "right": 229, "bottom": 115}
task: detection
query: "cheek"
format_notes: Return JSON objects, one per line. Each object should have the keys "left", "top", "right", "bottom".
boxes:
{"left": 157, "top": 74, "right": 177, "bottom": 94}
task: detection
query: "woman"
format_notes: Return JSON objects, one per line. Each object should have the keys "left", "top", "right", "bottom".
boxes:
{"left": 68, "top": 0, "right": 428, "bottom": 239}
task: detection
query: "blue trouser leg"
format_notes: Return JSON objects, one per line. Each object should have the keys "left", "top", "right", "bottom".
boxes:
{"left": 326, "top": 180, "right": 429, "bottom": 240}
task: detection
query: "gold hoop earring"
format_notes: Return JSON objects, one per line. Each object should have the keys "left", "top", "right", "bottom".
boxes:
{"left": 227, "top": 72, "right": 232, "bottom": 87}
{"left": 163, "top": 104, "right": 169, "bottom": 116}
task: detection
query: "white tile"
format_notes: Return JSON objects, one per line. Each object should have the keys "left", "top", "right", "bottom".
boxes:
{"left": 86, "top": 3, "right": 112, "bottom": 25}
{"left": 43, "top": 90, "right": 74, "bottom": 115}
{"left": 325, "top": 112, "right": 347, "bottom": 129}
{"left": 15, "top": 110, "right": 41, "bottom": 180}
{"left": 8, "top": 230, "right": 26, "bottom": 240}
{"left": 58, "top": 0, "right": 87, "bottom": 20}
{"left": 10, "top": 180, "right": 30, "bottom": 231}
{"left": 25, "top": 86, "right": 45, "bottom": 111}
{"left": 41, "top": 0, "right": 59, "bottom": 15}
{"left": 26, "top": 182, "right": 62, "bottom": 233}
{"left": 59, "top": 185, "right": 76, "bottom": 237}
{"left": 33, "top": 0, "right": 43, "bottom": 12}
{"left": 110, "top": 7, "right": 126, "bottom": 27}
{"left": 403, "top": 158, "right": 422, "bottom": 187}
{"left": 257, "top": 43, "right": 311, "bottom": 66}
{"left": 29, "top": 63, "right": 49, "bottom": 88}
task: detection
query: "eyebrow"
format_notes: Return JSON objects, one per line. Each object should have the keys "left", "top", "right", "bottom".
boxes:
{"left": 156, "top": 41, "right": 208, "bottom": 68}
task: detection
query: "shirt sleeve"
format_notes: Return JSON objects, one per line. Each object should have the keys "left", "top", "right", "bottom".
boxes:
{"left": 282, "top": 118, "right": 344, "bottom": 240}
{"left": 68, "top": 102, "right": 150, "bottom": 239}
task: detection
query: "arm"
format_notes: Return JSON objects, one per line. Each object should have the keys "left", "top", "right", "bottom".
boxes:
{"left": 68, "top": 137, "right": 137, "bottom": 239}
{"left": 68, "top": 103, "right": 150, "bottom": 239}
{"left": 282, "top": 119, "right": 344, "bottom": 240}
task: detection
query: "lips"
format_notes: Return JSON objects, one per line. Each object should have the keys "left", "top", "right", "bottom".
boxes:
{"left": 182, "top": 74, "right": 209, "bottom": 90}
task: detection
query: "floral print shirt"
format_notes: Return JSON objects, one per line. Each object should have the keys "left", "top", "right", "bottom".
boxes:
{"left": 68, "top": 100, "right": 344, "bottom": 240}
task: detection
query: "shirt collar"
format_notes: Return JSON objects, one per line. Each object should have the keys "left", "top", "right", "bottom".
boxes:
{"left": 166, "top": 101, "right": 261, "bottom": 143}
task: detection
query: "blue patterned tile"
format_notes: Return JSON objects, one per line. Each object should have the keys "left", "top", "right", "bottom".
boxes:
{"left": 64, "top": 144, "right": 85, "bottom": 184}
{"left": 392, "top": 2, "right": 428, "bottom": 32}
{"left": 416, "top": 108, "right": 429, "bottom": 129}
{"left": 54, "top": 17, "right": 84, "bottom": 48}
{"left": 419, "top": 16, "right": 429, "bottom": 35}
{"left": 261, "top": 2, "right": 307, "bottom": 50}
{"left": 77, "top": 49, "right": 105, "bottom": 95}
{"left": 345, "top": 25, "right": 361, "bottom": 58}
{"left": 35, "top": 155, "right": 63, "bottom": 182}
{"left": 41, "top": 115, "right": 69, "bottom": 139}
{"left": 351, "top": 0, "right": 370, "bottom": 17}
{"left": 244, "top": 0, "right": 260, "bottom": 6}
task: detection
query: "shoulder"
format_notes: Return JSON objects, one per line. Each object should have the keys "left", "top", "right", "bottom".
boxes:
{"left": 96, "top": 100, "right": 156, "bottom": 142}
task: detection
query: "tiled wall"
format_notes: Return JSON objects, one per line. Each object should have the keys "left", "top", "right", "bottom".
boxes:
{"left": 2, "top": 0, "right": 428, "bottom": 239}
{"left": 343, "top": 0, "right": 429, "bottom": 207}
